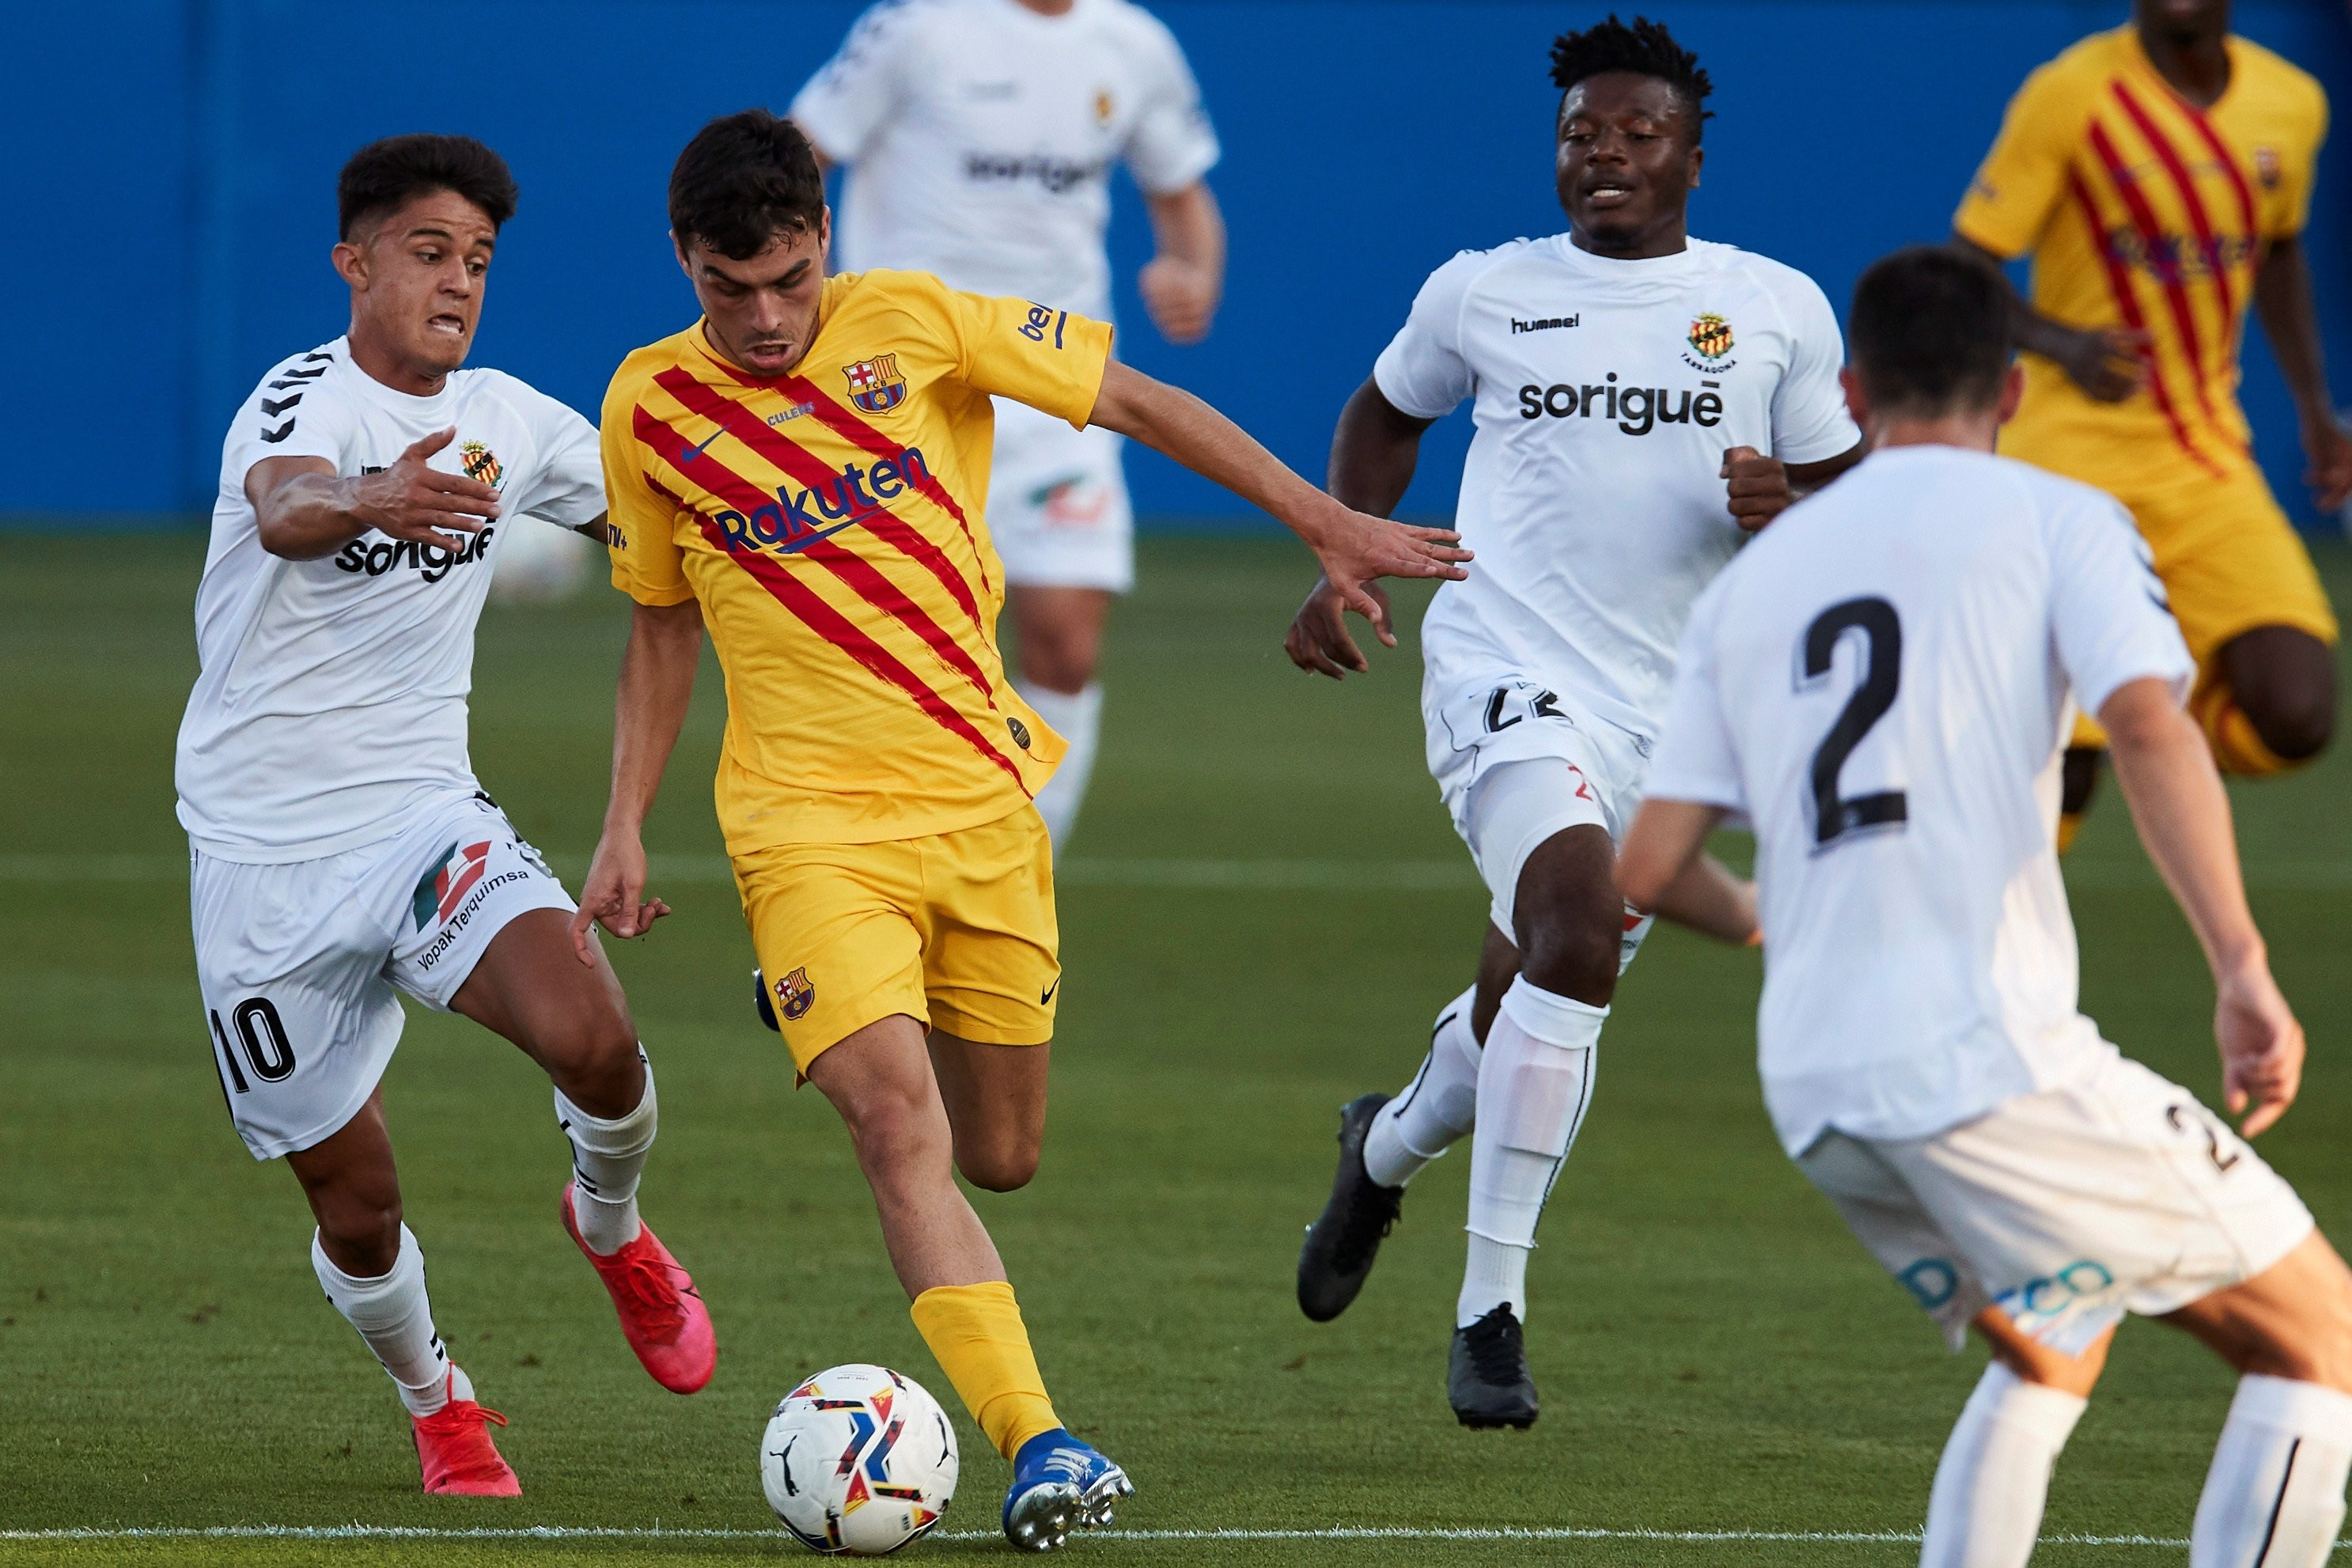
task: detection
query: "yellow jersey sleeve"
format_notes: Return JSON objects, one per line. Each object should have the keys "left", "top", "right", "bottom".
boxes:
{"left": 1956, "top": 61, "right": 2081, "bottom": 259}
{"left": 2263, "top": 70, "right": 2327, "bottom": 238}
{"left": 940, "top": 282, "right": 1115, "bottom": 430}
{"left": 600, "top": 364, "right": 695, "bottom": 608}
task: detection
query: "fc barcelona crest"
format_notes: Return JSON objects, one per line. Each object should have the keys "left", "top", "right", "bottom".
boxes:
{"left": 773, "top": 966, "right": 816, "bottom": 1023}
{"left": 842, "top": 354, "right": 908, "bottom": 415}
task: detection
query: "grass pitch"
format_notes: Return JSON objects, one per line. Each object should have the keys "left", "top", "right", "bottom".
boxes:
{"left": 3, "top": 532, "right": 2348, "bottom": 1566}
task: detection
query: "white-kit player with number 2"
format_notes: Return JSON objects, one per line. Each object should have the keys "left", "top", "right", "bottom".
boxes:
{"left": 1622, "top": 246, "right": 2352, "bottom": 1568}
{"left": 1290, "top": 18, "right": 1864, "bottom": 1429}
{"left": 173, "top": 136, "right": 715, "bottom": 1499}
{"left": 791, "top": 0, "right": 1225, "bottom": 849}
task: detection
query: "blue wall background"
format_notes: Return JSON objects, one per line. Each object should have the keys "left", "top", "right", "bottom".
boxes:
{"left": 5, "top": 0, "right": 2349, "bottom": 528}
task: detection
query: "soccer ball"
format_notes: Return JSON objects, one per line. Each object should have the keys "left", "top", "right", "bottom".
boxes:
{"left": 760, "top": 1364, "right": 959, "bottom": 1555}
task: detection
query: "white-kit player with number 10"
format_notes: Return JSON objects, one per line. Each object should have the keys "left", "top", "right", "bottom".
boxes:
{"left": 1622, "top": 246, "right": 2352, "bottom": 1568}
{"left": 791, "top": 0, "right": 1225, "bottom": 850}
{"left": 1290, "top": 18, "right": 1864, "bottom": 1429}
{"left": 173, "top": 136, "right": 715, "bottom": 1499}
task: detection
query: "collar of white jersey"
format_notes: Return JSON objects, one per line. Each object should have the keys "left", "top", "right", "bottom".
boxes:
{"left": 1543, "top": 233, "right": 1710, "bottom": 279}
{"left": 329, "top": 335, "right": 464, "bottom": 419}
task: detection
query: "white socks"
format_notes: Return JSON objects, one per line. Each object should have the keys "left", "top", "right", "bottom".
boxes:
{"left": 557, "top": 1048, "right": 657, "bottom": 1256}
{"left": 1458, "top": 976, "right": 1604, "bottom": 1328}
{"left": 1920, "top": 1362, "right": 2087, "bottom": 1568}
{"left": 1362, "top": 987, "right": 1481, "bottom": 1188}
{"left": 312, "top": 1225, "right": 470, "bottom": 1418}
{"left": 1019, "top": 681, "right": 1103, "bottom": 851}
{"left": 2191, "top": 1374, "right": 2352, "bottom": 1568}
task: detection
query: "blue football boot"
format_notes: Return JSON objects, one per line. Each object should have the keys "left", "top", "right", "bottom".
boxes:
{"left": 1002, "top": 1428, "right": 1133, "bottom": 1551}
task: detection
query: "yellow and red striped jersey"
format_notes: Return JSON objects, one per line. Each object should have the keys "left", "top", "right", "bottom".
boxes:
{"left": 1955, "top": 26, "right": 2326, "bottom": 489}
{"left": 602, "top": 269, "right": 1113, "bottom": 850}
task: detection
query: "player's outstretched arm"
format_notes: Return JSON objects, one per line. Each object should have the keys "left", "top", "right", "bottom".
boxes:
{"left": 1949, "top": 234, "right": 2148, "bottom": 403}
{"left": 1286, "top": 378, "right": 1439, "bottom": 678}
{"left": 1615, "top": 798, "right": 1728, "bottom": 922}
{"left": 2253, "top": 234, "right": 2352, "bottom": 513}
{"left": 1086, "top": 362, "right": 1469, "bottom": 627}
{"left": 2100, "top": 676, "right": 2305, "bottom": 1134}
{"left": 570, "top": 598, "right": 705, "bottom": 964}
{"left": 1643, "top": 850, "right": 1759, "bottom": 945}
{"left": 251, "top": 429, "right": 504, "bottom": 560}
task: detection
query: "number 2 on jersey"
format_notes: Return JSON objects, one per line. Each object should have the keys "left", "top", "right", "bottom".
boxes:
{"left": 1801, "top": 597, "right": 1908, "bottom": 849}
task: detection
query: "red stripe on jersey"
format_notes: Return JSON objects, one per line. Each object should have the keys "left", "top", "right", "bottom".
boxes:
{"left": 2064, "top": 171, "right": 2225, "bottom": 478}
{"left": 2108, "top": 79, "right": 2248, "bottom": 411}
{"left": 692, "top": 512, "right": 1028, "bottom": 793}
{"left": 2085, "top": 119, "right": 2225, "bottom": 438}
{"left": 650, "top": 369, "right": 987, "bottom": 634}
{"left": 2166, "top": 88, "right": 2261, "bottom": 241}
{"left": 778, "top": 374, "right": 995, "bottom": 598}
{"left": 649, "top": 369, "right": 987, "bottom": 639}
{"left": 635, "top": 395, "right": 994, "bottom": 703}
{"left": 633, "top": 407, "right": 1023, "bottom": 781}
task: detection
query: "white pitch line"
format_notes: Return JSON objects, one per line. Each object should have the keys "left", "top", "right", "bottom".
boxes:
{"left": 0, "top": 1523, "right": 2211, "bottom": 1547}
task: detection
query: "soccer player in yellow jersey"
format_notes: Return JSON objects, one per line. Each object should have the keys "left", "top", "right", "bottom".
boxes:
{"left": 568, "top": 110, "right": 1468, "bottom": 1551}
{"left": 1952, "top": 0, "right": 2352, "bottom": 843}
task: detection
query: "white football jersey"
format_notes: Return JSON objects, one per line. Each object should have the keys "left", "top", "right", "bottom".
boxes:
{"left": 175, "top": 339, "right": 604, "bottom": 862}
{"left": 790, "top": 0, "right": 1220, "bottom": 323}
{"left": 1645, "top": 445, "right": 2195, "bottom": 1155}
{"left": 1377, "top": 235, "right": 1860, "bottom": 743}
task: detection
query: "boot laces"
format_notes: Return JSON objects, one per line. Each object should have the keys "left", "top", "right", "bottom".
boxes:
{"left": 1464, "top": 1307, "right": 1525, "bottom": 1385}
{"left": 615, "top": 1250, "right": 687, "bottom": 1339}
{"left": 1329, "top": 1168, "right": 1403, "bottom": 1274}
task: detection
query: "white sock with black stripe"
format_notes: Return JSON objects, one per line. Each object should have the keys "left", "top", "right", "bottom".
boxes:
{"left": 1457, "top": 977, "right": 1602, "bottom": 1327}
{"left": 2192, "top": 1374, "right": 2352, "bottom": 1568}
{"left": 1362, "top": 987, "right": 1481, "bottom": 1188}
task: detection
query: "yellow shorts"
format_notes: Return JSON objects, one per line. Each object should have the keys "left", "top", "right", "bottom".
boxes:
{"left": 2072, "top": 463, "right": 2337, "bottom": 748}
{"left": 733, "top": 809, "right": 1060, "bottom": 1074}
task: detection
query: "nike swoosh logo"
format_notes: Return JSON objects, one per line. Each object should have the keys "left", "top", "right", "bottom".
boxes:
{"left": 1040, "top": 979, "right": 1059, "bottom": 1004}
{"left": 680, "top": 427, "right": 725, "bottom": 462}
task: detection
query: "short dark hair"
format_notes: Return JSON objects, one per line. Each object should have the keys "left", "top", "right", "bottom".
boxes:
{"left": 1849, "top": 246, "right": 2015, "bottom": 416}
{"left": 668, "top": 110, "right": 827, "bottom": 260}
{"left": 1550, "top": 14, "right": 1714, "bottom": 142}
{"left": 338, "top": 134, "right": 518, "bottom": 241}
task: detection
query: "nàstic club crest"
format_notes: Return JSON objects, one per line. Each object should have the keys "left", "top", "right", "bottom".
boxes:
{"left": 842, "top": 354, "right": 908, "bottom": 415}
{"left": 1687, "top": 312, "right": 1734, "bottom": 362}
{"left": 460, "top": 441, "right": 506, "bottom": 490}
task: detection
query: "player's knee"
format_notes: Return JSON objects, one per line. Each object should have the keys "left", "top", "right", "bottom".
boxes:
{"left": 316, "top": 1195, "right": 403, "bottom": 1278}
{"left": 2240, "top": 681, "right": 2335, "bottom": 764}
{"left": 956, "top": 1138, "right": 1040, "bottom": 1193}
{"left": 1018, "top": 627, "right": 1099, "bottom": 693}
{"left": 537, "top": 1004, "right": 644, "bottom": 1118}
{"left": 1516, "top": 915, "right": 1619, "bottom": 1007}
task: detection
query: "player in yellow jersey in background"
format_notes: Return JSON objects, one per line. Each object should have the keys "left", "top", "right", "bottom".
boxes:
{"left": 1952, "top": 0, "right": 2352, "bottom": 845}
{"left": 569, "top": 111, "right": 1468, "bottom": 1552}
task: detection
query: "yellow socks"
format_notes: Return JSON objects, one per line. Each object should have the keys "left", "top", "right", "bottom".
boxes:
{"left": 909, "top": 1280, "right": 1062, "bottom": 1459}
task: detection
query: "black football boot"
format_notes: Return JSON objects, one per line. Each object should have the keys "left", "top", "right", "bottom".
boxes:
{"left": 1296, "top": 1094, "right": 1406, "bottom": 1322}
{"left": 1449, "top": 1304, "right": 1538, "bottom": 1429}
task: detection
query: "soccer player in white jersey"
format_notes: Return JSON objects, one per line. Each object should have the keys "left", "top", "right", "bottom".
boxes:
{"left": 174, "top": 136, "right": 715, "bottom": 1496}
{"left": 1288, "top": 18, "right": 1865, "bottom": 1427}
{"left": 1621, "top": 246, "right": 2352, "bottom": 1568}
{"left": 791, "top": 0, "right": 1225, "bottom": 849}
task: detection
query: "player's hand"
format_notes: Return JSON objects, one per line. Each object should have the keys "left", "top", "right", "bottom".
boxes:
{"left": 351, "top": 427, "right": 503, "bottom": 551}
{"left": 2054, "top": 326, "right": 2152, "bottom": 403}
{"left": 1721, "top": 446, "right": 1795, "bottom": 532}
{"left": 2300, "top": 417, "right": 2352, "bottom": 513}
{"left": 569, "top": 831, "right": 672, "bottom": 964}
{"left": 1284, "top": 573, "right": 1391, "bottom": 678}
{"left": 2215, "top": 958, "right": 2304, "bottom": 1137}
{"left": 1138, "top": 256, "right": 1219, "bottom": 346}
{"left": 1299, "top": 504, "right": 1468, "bottom": 634}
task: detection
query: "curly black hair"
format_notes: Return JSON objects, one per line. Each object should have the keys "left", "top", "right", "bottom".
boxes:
{"left": 1548, "top": 15, "right": 1714, "bottom": 142}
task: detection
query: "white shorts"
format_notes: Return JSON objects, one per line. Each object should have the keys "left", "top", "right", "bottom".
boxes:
{"left": 1798, "top": 1051, "right": 2315, "bottom": 1357}
{"left": 988, "top": 396, "right": 1134, "bottom": 592}
{"left": 1425, "top": 672, "right": 1657, "bottom": 964}
{"left": 190, "top": 793, "right": 574, "bottom": 1161}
